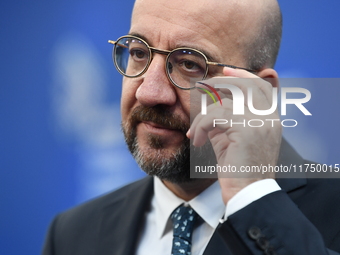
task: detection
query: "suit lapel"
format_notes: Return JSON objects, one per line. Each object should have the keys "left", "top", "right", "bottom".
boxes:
{"left": 202, "top": 229, "right": 232, "bottom": 255}
{"left": 97, "top": 177, "right": 154, "bottom": 255}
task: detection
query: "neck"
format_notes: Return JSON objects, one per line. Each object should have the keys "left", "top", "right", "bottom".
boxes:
{"left": 162, "top": 178, "right": 217, "bottom": 201}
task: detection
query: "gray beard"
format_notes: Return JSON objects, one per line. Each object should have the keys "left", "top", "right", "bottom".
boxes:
{"left": 129, "top": 133, "right": 191, "bottom": 183}
{"left": 122, "top": 105, "right": 217, "bottom": 184}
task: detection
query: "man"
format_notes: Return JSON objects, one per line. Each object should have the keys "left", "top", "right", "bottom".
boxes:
{"left": 43, "top": 0, "right": 340, "bottom": 254}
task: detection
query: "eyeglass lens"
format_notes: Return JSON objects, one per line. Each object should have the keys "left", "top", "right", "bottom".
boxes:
{"left": 113, "top": 37, "right": 207, "bottom": 89}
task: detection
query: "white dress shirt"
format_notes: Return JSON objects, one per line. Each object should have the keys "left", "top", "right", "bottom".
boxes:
{"left": 136, "top": 177, "right": 281, "bottom": 255}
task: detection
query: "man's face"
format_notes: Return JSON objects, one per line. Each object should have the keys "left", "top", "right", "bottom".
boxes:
{"left": 120, "top": 0, "right": 258, "bottom": 182}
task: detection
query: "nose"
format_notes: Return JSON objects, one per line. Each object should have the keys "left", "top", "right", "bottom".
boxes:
{"left": 135, "top": 55, "right": 177, "bottom": 107}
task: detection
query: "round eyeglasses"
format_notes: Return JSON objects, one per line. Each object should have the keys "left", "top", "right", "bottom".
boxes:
{"left": 108, "top": 35, "right": 257, "bottom": 90}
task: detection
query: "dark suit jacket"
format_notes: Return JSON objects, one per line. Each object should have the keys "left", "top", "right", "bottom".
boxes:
{"left": 42, "top": 140, "right": 340, "bottom": 255}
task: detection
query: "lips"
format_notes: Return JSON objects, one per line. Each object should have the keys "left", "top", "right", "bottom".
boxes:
{"left": 143, "top": 121, "right": 176, "bottom": 130}
{"left": 140, "top": 121, "right": 183, "bottom": 136}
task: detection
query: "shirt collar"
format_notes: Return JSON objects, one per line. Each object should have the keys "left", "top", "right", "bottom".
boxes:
{"left": 154, "top": 177, "right": 225, "bottom": 238}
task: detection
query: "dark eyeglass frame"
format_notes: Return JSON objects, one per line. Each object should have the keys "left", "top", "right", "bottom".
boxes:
{"left": 108, "top": 35, "right": 257, "bottom": 90}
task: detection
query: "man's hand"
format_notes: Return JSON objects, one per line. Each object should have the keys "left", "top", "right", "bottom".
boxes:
{"left": 188, "top": 67, "right": 282, "bottom": 204}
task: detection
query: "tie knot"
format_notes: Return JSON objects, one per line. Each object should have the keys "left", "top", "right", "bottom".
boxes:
{"left": 171, "top": 205, "right": 198, "bottom": 241}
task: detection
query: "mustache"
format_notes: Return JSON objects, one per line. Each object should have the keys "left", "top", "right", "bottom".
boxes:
{"left": 130, "top": 105, "right": 190, "bottom": 134}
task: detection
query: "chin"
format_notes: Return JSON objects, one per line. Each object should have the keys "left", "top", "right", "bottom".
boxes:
{"left": 131, "top": 135, "right": 192, "bottom": 183}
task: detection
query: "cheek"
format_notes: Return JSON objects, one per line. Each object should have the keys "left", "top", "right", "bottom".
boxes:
{"left": 178, "top": 90, "right": 192, "bottom": 119}
{"left": 187, "top": 90, "right": 202, "bottom": 123}
{"left": 190, "top": 104, "right": 201, "bottom": 125}
{"left": 121, "top": 78, "right": 138, "bottom": 121}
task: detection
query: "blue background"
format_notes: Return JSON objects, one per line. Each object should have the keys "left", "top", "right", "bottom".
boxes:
{"left": 1, "top": 1, "right": 340, "bottom": 254}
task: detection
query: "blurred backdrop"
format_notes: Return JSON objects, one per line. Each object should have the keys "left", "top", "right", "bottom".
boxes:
{"left": 1, "top": 0, "right": 340, "bottom": 254}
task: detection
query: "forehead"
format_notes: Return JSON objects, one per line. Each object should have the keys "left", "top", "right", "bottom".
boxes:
{"left": 129, "top": 0, "right": 255, "bottom": 62}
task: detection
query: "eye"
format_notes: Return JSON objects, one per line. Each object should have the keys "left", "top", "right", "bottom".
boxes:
{"left": 130, "top": 48, "right": 148, "bottom": 61}
{"left": 167, "top": 50, "right": 206, "bottom": 79}
{"left": 178, "top": 60, "right": 204, "bottom": 73}
{"left": 183, "top": 61, "right": 197, "bottom": 70}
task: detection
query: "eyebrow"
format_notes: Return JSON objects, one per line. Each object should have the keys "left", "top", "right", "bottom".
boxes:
{"left": 186, "top": 47, "right": 219, "bottom": 63}
{"left": 128, "top": 32, "right": 149, "bottom": 43}
{"left": 127, "top": 32, "right": 220, "bottom": 63}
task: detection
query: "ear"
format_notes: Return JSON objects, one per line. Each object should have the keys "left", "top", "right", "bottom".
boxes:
{"left": 257, "top": 68, "right": 279, "bottom": 89}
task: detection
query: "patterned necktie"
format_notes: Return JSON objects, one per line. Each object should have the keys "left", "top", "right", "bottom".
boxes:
{"left": 170, "top": 205, "right": 198, "bottom": 255}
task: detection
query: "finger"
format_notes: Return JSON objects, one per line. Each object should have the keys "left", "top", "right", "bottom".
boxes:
{"left": 222, "top": 67, "right": 278, "bottom": 103}
{"left": 222, "top": 66, "right": 257, "bottom": 78}
{"left": 199, "top": 75, "right": 276, "bottom": 112}
{"left": 190, "top": 99, "right": 238, "bottom": 147}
